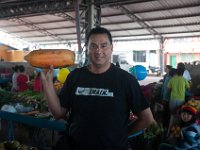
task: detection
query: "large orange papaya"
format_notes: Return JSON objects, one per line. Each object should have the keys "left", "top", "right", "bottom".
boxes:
{"left": 24, "top": 49, "right": 75, "bottom": 68}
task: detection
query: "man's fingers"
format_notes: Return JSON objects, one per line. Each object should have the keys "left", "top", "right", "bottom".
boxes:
{"left": 50, "top": 65, "right": 54, "bottom": 70}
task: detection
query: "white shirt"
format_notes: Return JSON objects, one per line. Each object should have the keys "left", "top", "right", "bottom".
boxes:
{"left": 183, "top": 70, "right": 191, "bottom": 81}
{"left": 12, "top": 72, "right": 19, "bottom": 90}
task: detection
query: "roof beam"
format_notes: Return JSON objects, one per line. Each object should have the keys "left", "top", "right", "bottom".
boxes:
{"left": 25, "top": 33, "right": 200, "bottom": 43}
{"left": 160, "top": 30, "right": 200, "bottom": 35}
{"left": 31, "top": 34, "right": 200, "bottom": 43}
{"left": 19, "top": 33, "right": 77, "bottom": 38}
{"left": 101, "top": 12, "right": 200, "bottom": 22}
{"left": 94, "top": 0, "right": 157, "bottom": 6}
{"left": 8, "top": 18, "right": 71, "bottom": 45}
{"left": 13, "top": 21, "right": 200, "bottom": 35}
{"left": 53, "top": 12, "right": 85, "bottom": 26}
{"left": 113, "top": 5, "right": 162, "bottom": 38}
{"left": 0, "top": 19, "right": 77, "bottom": 28}
{"left": 6, "top": 16, "right": 199, "bottom": 29}
{"left": 111, "top": 2, "right": 200, "bottom": 14}
{"left": 143, "top": 13, "right": 200, "bottom": 22}
{"left": 0, "top": 0, "right": 75, "bottom": 19}
{"left": 9, "top": 28, "right": 76, "bottom": 34}
{"left": 29, "top": 38, "right": 79, "bottom": 43}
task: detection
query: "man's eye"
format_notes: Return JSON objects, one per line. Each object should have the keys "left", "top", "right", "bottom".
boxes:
{"left": 101, "top": 44, "right": 108, "bottom": 49}
{"left": 90, "top": 45, "right": 97, "bottom": 49}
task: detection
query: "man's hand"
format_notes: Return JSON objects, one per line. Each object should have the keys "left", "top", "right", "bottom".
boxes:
{"left": 41, "top": 65, "right": 54, "bottom": 83}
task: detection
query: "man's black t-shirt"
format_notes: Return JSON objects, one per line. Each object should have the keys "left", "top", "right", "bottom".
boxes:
{"left": 59, "top": 64, "right": 149, "bottom": 150}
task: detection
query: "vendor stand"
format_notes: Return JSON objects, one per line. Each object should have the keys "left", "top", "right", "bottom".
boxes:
{"left": 0, "top": 110, "right": 67, "bottom": 150}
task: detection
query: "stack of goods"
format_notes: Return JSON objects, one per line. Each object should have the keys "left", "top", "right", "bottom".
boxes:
{"left": 0, "top": 89, "right": 46, "bottom": 113}
{"left": 184, "top": 99, "right": 200, "bottom": 112}
{"left": 0, "top": 140, "right": 38, "bottom": 150}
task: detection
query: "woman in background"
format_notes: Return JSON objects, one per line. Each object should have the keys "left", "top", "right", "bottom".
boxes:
{"left": 17, "top": 65, "right": 29, "bottom": 92}
{"left": 33, "top": 70, "right": 43, "bottom": 92}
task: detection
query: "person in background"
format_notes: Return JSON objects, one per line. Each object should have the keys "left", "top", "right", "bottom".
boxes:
{"left": 33, "top": 70, "right": 43, "bottom": 92}
{"left": 167, "top": 68, "right": 190, "bottom": 136}
{"left": 177, "top": 62, "right": 192, "bottom": 82}
{"left": 159, "top": 105, "right": 200, "bottom": 150}
{"left": 177, "top": 62, "right": 193, "bottom": 101}
{"left": 41, "top": 27, "right": 155, "bottom": 150}
{"left": 17, "top": 65, "right": 29, "bottom": 92}
{"left": 161, "top": 68, "right": 176, "bottom": 128}
{"left": 161, "top": 65, "right": 173, "bottom": 101}
{"left": 163, "top": 65, "right": 172, "bottom": 82}
{"left": 11, "top": 65, "right": 19, "bottom": 92}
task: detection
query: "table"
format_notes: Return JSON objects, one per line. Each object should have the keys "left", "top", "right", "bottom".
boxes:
{"left": 0, "top": 110, "right": 66, "bottom": 141}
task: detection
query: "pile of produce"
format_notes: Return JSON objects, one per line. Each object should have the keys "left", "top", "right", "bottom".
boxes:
{"left": 0, "top": 89, "right": 47, "bottom": 112}
{"left": 0, "top": 140, "right": 38, "bottom": 150}
{"left": 184, "top": 99, "right": 200, "bottom": 112}
{"left": 144, "top": 122, "right": 164, "bottom": 140}
{"left": 0, "top": 88, "right": 15, "bottom": 107}
{"left": 169, "top": 125, "right": 181, "bottom": 138}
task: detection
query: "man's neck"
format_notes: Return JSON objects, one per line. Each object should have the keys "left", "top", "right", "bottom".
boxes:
{"left": 87, "top": 63, "right": 111, "bottom": 74}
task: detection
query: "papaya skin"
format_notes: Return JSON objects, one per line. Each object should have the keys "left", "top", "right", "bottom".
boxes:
{"left": 24, "top": 49, "right": 75, "bottom": 68}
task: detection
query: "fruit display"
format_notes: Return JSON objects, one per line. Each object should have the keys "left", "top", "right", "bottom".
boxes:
{"left": 144, "top": 122, "right": 164, "bottom": 140}
{"left": 24, "top": 49, "right": 75, "bottom": 68}
{"left": 184, "top": 99, "right": 200, "bottom": 111}
{"left": 54, "top": 81, "right": 64, "bottom": 92}
{"left": 0, "top": 140, "right": 38, "bottom": 150}
{"left": 169, "top": 125, "right": 181, "bottom": 138}
{"left": 0, "top": 89, "right": 47, "bottom": 113}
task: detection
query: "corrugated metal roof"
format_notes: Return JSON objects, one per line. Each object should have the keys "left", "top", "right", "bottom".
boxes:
{"left": 0, "top": 0, "right": 200, "bottom": 46}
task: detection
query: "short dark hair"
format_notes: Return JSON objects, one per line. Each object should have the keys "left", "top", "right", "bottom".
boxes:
{"left": 177, "top": 62, "right": 185, "bottom": 70}
{"left": 165, "top": 65, "right": 172, "bottom": 70}
{"left": 85, "top": 27, "right": 112, "bottom": 46}
{"left": 12, "top": 65, "right": 19, "bottom": 72}
{"left": 169, "top": 68, "right": 176, "bottom": 76}
{"left": 177, "top": 68, "right": 184, "bottom": 76}
{"left": 18, "top": 65, "right": 25, "bottom": 72}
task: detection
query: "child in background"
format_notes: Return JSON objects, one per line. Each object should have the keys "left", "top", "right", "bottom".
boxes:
{"left": 167, "top": 68, "right": 190, "bottom": 136}
{"left": 160, "top": 105, "right": 200, "bottom": 150}
{"left": 168, "top": 68, "right": 190, "bottom": 114}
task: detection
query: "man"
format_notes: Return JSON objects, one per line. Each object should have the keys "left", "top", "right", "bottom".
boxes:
{"left": 41, "top": 27, "right": 154, "bottom": 150}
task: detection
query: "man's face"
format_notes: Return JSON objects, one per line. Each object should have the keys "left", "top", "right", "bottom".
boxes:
{"left": 87, "top": 34, "right": 113, "bottom": 67}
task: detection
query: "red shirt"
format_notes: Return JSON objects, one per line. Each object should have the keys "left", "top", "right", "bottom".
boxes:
{"left": 33, "top": 76, "right": 43, "bottom": 92}
{"left": 17, "top": 74, "right": 28, "bottom": 92}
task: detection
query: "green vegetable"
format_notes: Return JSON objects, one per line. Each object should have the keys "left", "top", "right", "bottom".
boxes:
{"left": 144, "top": 122, "right": 164, "bottom": 139}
